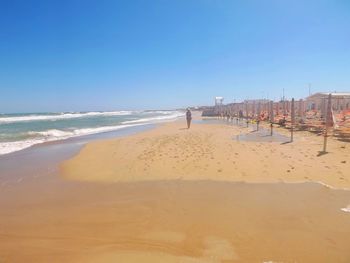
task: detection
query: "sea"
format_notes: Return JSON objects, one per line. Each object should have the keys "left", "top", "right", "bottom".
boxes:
{"left": 0, "top": 110, "right": 184, "bottom": 155}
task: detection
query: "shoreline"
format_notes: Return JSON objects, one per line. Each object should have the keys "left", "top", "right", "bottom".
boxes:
{"left": 0, "top": 123, "right": 156, "bottom": 185}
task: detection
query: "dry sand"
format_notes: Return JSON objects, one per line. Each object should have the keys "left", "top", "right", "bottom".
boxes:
{"left": 2, "top": 116, "right": 350, "bottom": 262}
{"left": 62, "top": 118, "right": 350, "bottom": 189}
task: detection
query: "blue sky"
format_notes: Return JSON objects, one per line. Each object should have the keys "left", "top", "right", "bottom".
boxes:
{"left": 1, "top": 0, "right": 349, "bottom": 112}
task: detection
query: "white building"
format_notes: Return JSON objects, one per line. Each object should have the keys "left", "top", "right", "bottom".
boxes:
{"left": 215, "top": 97, "right": 224, "bottom": 106}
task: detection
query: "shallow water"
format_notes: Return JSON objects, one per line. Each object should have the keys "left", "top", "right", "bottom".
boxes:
{"left": 235, "top": 127, "right": 290, "bottom": 143}
{"left": 0, "top": 124, "right": 154, "bottom": 184}
{"left": 198, "top": 118, "right": 290, "bottom": 143}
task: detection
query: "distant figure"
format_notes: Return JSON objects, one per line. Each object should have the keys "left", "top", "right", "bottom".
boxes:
{"left": 186, "top": 108, "right": 192, "bottom": 129}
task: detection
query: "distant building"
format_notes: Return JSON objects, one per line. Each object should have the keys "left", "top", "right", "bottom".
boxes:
{"left": 306, "top": 92, "right": 350, "bottom": 112}
{"left": 215, "top": 97, "right": 224, "bottom": 106}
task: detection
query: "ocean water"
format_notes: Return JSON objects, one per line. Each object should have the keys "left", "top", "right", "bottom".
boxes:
{"left": 0, "top": 110, "right": 184, "bottom": 155}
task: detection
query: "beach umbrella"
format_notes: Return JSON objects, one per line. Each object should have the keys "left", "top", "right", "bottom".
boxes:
{"left": 270, "top": 101, "right": 274, "bottom": 123}
{"left": 270, "top": 100, "right": 274, "bottom": 136}
{"left": 323, "top": 94, "right": 332, "bottom": 152}
{"left": 298, "top": 99, "right": 304, "bottom": 118}
{"left": 245, "top": 102, "right": 248, "bottom": 118}
{"left": 321, "top": 98, "right": 326, "bottom": 119}
{"left": 291, "top": 98, "right": 295, "bottom": 142}
{"left": 252, "top": 101, "right": 256, "bottom": 118}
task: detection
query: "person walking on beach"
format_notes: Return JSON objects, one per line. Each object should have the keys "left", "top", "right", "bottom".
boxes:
{"left": 186, "top": 108, "right": 192, "bottom": 129}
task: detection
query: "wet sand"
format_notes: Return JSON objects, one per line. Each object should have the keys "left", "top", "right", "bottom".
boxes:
{"left": 0, "top": 123, "right": 155, "bottom": 185}
{"left": 1, "top": 178, "right": 350, "bottom": 262}
{"left": 1, "top": 118, "right": 350, "bottom": 262}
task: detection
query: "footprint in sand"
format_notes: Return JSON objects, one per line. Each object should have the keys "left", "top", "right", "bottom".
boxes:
{"left": 202, "top": 236, "right": 238, "bottom": 261}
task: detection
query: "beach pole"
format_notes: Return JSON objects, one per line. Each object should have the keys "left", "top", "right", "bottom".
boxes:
{"left": 323, "top": 94, "right": 332, "bottom": 153}
{"left": 291, "top": 98, "right": 295, "bottom": 142}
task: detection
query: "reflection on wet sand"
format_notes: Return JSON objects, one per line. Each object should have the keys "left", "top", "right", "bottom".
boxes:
{"left": 1, "top": 179, "right": 350, "bottom": 262}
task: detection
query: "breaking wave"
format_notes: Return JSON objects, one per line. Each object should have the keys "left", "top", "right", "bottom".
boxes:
{"left": 0, "top": 111, "right": 134, "bottom": 124}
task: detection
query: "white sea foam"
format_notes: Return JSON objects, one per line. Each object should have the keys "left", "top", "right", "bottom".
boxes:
{"left": 0, "top": 125, "right": 135, "bottom": 155}
{"left": 0, "top": 111, "right": 134, "bottom": 124}
{"left": 29, "top": 129, "right": 73, "bottom": 137}
{"left": 0, "top": 140, "right": 43, "bottom": 155}
{"left": 0, "top": 111, "right": 184, "bottom": 155}
{"left": 122, "top": 111, "right": 184, "bottom": 124}
{"left": 341, "top": 205, "right": 350, "bottom": 213}
{"left": 143, "top": 110, "right": 176, "bottom": 114}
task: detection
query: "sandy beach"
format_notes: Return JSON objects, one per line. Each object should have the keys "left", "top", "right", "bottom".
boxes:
{"left": 1, "top": 115, "right": 350, "bottom": 262}
{"left": 62, "top": 115, "right": 350, "bottom": 189}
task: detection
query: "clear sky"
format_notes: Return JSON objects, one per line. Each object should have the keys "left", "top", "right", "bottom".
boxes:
{"left": 1, "top": 0, "right": 349, "bottom": 113}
